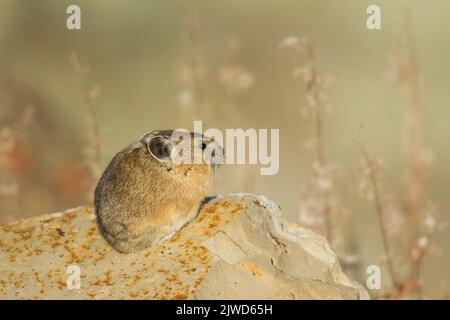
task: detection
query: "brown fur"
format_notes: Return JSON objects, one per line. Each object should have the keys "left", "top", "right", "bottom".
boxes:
{"left": 94, "top": 131, "right": 214, "bottom": 253}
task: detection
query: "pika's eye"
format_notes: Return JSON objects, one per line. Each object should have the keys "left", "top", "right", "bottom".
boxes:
{"left": 202, "top": 143, "right": 207, "bottom": 150}
{"left": 148, "top": 136, "right": 172, "bottom": 163}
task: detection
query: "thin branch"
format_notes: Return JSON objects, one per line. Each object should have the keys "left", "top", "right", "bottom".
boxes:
{"left": 69, "top": 52, "right": 102, "bottom": 163}
{"left": 355, "top": 141, "right": 399, "bottom": 289}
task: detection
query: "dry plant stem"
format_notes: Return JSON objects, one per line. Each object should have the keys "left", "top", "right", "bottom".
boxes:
{"left": 306, "top": 46, "right": 326, "bottom": 166}
{"left": 81, "top": 79, "right": 102, "bottom": 163}
{"left": 70, "top": 52, "right": 102, "bottom": 163}
{"left": 295, "top": 44, "right": 332, "bottom": 243}
{"left": 307, "top": 46, "right": 331, "bottom": 242}
{"left": 323, "top": 198, "right": 332, "bottom": 244}
{"left": 409, "top": 225, "right": 437, "bottom": 298}
{"left": 402, "top": 8, "right": 423, "bottom": 246}
{"left": 357, "top": 142, "right": 399, "bottom": 289}
{"left": 398, "top": 3, "right": 430, "bottom": 298}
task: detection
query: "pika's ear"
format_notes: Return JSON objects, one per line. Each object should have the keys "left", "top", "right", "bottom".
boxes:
{"left": 147, "top": 135, "right": 173, "bottom": 163}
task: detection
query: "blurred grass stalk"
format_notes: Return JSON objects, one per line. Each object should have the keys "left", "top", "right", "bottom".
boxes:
{"left": 281, "top": 36, "right": 339, "bottom": 246}
{"left": 69, "top": 52, "right": 103, "bottom": 203}
{"left": 393, "top": 3, "right": 436, "bottom": 298}
{"left": 355, "top": 3, "right": 440, "bottom": 299}
{"left": 281, "top": 2, "right": 441, "bottom": 298}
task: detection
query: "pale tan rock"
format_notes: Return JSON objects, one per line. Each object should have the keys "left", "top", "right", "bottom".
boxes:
{"left": 0, "top": 193, "right": 368, "bottom": 299}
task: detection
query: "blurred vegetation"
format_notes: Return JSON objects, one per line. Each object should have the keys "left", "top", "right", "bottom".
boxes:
{"left": 0, "top": 0, "right": 449, "bottom": 298}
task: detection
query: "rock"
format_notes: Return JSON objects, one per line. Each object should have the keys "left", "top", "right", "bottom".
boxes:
{"left": 0, "top": 194, "right": 368, "bottom": 299}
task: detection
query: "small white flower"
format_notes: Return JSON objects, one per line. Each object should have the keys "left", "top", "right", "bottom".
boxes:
{"left": 317, "top": 177, "right": 332, "bottom": 192}
{"left": 423, "top": 215, "right": 437, "bottom": 233}
{"left": 417, "top": 236, "right": 429, "bottom": 249}
{"left": 279, "top": 36, "right": 300, "bottom": 49}
{"left": 178, "top": 89, "right": 193, "bottom": 109}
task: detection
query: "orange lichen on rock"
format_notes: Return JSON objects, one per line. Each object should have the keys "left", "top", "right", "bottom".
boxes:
{"left": 0, "top": 194, "right": 367, "bottom": 300}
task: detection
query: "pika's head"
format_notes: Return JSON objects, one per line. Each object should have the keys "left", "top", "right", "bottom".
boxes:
{"left": 138, "top": 129, "right": 223, "bottom": 182}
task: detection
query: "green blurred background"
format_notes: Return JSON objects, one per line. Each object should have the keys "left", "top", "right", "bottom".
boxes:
{"left": 0, "top": 0, "right": 448, "bottom": 298}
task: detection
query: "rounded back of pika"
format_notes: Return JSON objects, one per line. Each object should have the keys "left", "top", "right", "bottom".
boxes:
{"left": 94, "top": 130, "right": 215, "bottom": 253}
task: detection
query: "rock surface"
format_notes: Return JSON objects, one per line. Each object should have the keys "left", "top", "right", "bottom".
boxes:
{"left": 0, "top": 194, "right": 368, "bottom": 299}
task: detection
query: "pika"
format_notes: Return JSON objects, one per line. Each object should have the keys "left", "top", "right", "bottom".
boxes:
{"left": 94, "top": 129, "right": 221, "bottom": 253}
